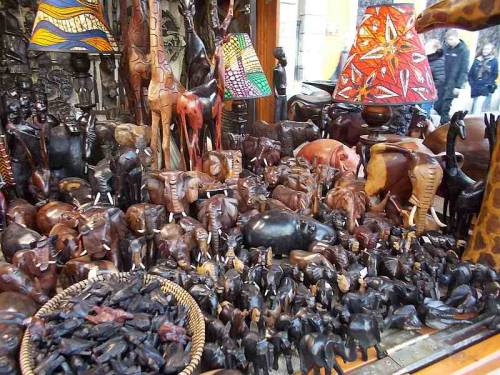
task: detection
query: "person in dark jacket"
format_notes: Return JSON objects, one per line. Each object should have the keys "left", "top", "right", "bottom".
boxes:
{"left": 434, "top": 29, "right": 470, "bottom": 124}
{"left": 423, "top": 39, "right": 445, "bottom": 115}
{"left": 469, "top": 42, "right": 498, "bottom": 114}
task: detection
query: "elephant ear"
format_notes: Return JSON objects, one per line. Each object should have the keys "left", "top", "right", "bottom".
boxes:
{"left": 222, "top": 197, "right": 239, "bottom": 222}
{"left": 185, "top": 175, "right": 200, "bottom": 203}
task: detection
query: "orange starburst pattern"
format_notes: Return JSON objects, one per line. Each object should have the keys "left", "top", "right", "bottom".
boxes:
{"left": 333, "top": 4, "right": 437, "bottom": 105}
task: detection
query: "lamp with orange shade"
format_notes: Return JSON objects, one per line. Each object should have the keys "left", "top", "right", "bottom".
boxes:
{"left": 332, "top": 3, "right": 437, "bottom": 140}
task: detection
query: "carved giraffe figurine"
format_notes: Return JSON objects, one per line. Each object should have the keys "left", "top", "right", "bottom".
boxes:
{"left": 463, "top": 115, "right": 500, "bottom": 269}
{"left": 121, "top": 0, "right": 151, "bottom": 125}
{"left": 179, "top": 0, "right": 212, "bottom": 89}
{"left": 176, "top": 0, "right": 233, "bottom": 171}
{"left": 148, "top": 0, "right": 184, "bottom": 170}
{"left": 416, "top": 0, "right": 500, "bottom": 33}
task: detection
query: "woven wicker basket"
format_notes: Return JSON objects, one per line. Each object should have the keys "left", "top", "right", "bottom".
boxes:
{"left": 20, "top": 272, "right": 205, "bottom": 375}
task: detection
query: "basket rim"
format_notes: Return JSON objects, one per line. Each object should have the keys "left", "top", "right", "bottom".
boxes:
{"left": 20, "top": 272, "right": 205, "bottom": 375}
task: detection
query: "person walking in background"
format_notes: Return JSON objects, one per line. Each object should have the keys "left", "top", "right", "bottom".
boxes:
{"left": 469, "top": 42, "right": 498, "bottom": 114}
{"left": 435, "top": 29, "right": 470, "bottom": 124}
{"left": 423, "top": 38, "right": 445, "bottom": 116}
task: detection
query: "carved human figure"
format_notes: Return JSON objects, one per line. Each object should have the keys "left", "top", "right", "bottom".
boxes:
{"left": 273, "top": 47, "right": 287, "bottom": 122}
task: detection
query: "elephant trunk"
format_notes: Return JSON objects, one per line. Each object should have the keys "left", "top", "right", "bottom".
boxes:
{"left": 208, "top": 205, "right": 221, "bottom": 255}
{"left": 169, "top": 180, "right": 183, "bottom": 213}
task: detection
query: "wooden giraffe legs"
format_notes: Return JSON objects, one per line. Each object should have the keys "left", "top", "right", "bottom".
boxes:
{"left": 151, "top": 111, "right": 161, "bottom": 169}
{"left": 161, "top": 106, "right": 172, "bottom": 170}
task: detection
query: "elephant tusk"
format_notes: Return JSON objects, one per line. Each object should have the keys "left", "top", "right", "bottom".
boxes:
{"left": 430, "top": 207, "right": 447, "bottom": 227}
{"left": 144, "top": 149, "right": 151, "bottom": 156}
{"left": 169, "top": 212, "right": 174, "bottom": 222}
{"left": 107, "top": 192, "right": 114, "bottom": 205}
{"left": 250, "top": 157, "right": 257, "bottom": 162}
{"left": 182, "top": 211, "right": 187, "bottom": 217}
{"left": 263, "top": 159, "right": 268, "bottom": 167}
{"left": 409, "top": 205, "right": 417, "bottom": 227}
{"left": 354, "top": 219, "right": 359, "bottom": 227}
{"left": 207, "top": 232, "right": 212, "bottom": 244}
{"left": 103, "top": 244, "right": 111, "bottom": 251}
{"left": 80, "top": 249, "right": 88, "bottom": 256}
{"left": 137, "top": 229, "right": 145, "bottom": 234}
{"left": 207, "top": 192, "right": 211, "bottom": 198}
{"left": 153, "top": 229, "right": 160, "bottom": 233}
{"left": 94, "top": 192, "right": 101, "bottom": 205}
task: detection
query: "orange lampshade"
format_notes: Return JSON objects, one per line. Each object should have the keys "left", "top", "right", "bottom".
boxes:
{"left": 333, "top": 3, "right": 437, "bottom": 106}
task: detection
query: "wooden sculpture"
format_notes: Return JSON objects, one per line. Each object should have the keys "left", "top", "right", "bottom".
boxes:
{"left": 148, "top": 0, "right": 184, "bottom": 170}
{"left": 464, "top": 117, "right": 500, "bottom": 269}
{"left": 121, "top": 0, "right": 151, "bottom": 125}
{"left": 177, "top": 0, "right": 233, "bottom": 171}
{"left": 442, "top": 111, "right": 476, "bottom": 230}
{"left": 416, "top": 0, "right": 500, "bottom": 33}
{"left": 179, "top": 0, "right": 212, "bottom": 89}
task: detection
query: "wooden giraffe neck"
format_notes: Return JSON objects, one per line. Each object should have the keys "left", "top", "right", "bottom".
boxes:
{"left": 149, "top": 0, "right": 168, "bottom": 72}
{"left": 128, "top": 0, "right": 148, "bottom": 48}
{"left": 416, "top": 0, "right": 500, "bottom": 33}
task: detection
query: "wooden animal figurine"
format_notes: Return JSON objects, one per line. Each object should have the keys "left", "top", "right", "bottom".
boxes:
{"left": 58, "top": 178, "right": 93, "bottom": 208}
{"left": 0, "top": 261, "right": 49, "bottom": 305}
{"left": 202, "top": 150, "right": 243, "bottom": 183}
{"left": 177, "top": 1, "right": 233, "bottom": 171}
{"left": 11, "top": 124, "right": 50, "bottom": 203}
{"left": 248, "top": 120, "right": 320, "bottom": 156}
{"left": 178, "top": 0, "right": 212, "bottom": 89}
{"left": 146, "top": 171, "right": 200, "bottom": 218}
{"left": 297, "top": 139, "right": 359, "bottom": 174}
{"left": 49, "top": 223, "right": 82, "bottom": 263}
{"left": 416, "top": 0, "right": 500, "bottom": 33}
{"left": 368, "top": 144, "right": 445, "bottom": 235}
{"left": 1, "top": 222, "right": 42, "bottom": 263}
{"left": 272, "top": 184, "right": 311, "bottom": 212}
{"left": 326, "top": 185, "right": 368, "bottom": 233}
{"left": 226, "top": 134, "right": 282, "bottom": 174}
{"left": 11, "top": 236, "right": 58, "bottom": 296}
{"left": 59, "top": 257, "right": 118, "bottom": 289}
{"left": 148, "top": 0, "right": 184, "bottom": 169}
{"left": 197, "top": 194, "right": 239, "bottom": 254}
{"left": 242, "top": 210, "right": 337, "bottom": 256}
{"left": 453, "top": 115, "right": 497, "bottom": 238}
{"left": 35, "top": 201, "right": 76, "bottom": 235}
{"left": 442, "top": 111, "right": 477, "bottom": 231}
{"left": 121, "top": 0, "right": 151, "bottom": 125}
{"left": 323, "top": 103, "right": 365, "bottom": 146}
{"left": 6, "top": 198, "right": 37, "bottom": 229}
{"left": 424, "top": 115, "right": 491, "bottom": 181}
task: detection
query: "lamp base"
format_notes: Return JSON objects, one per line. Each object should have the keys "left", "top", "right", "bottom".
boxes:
{"left": 361, "top": 105, "right": 392, "bottom": 141}
{"left": 222, "top": 100, "right": 248, "bottom": 135}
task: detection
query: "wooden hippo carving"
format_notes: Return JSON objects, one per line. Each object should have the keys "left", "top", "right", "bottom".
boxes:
{"left": 297, "top": 139, "right": 359, "bottom": 174}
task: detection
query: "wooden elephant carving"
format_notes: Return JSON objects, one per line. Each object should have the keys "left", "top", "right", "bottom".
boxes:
{"left": 6, "top": 198, "right": 37, "bottom": 230}
{"left": 202, "top": 150, "right": 243, "bottom": 183}
{"left": 248, "top": 120, "right": 321, "bottom": 156}
{"left": 323, "top": 103, "right": 366, "bottom": 147}
{"left": 225, "top": 134, "right": 282, "bottom": 174}
{"left": 366, "top": 143, "right": 446, "bottom": 235}
{"left": 197, "top": 194, "right": 239, "bottom": 255}
{"left": 11, "top": 236, "right": 58, "bottom": 296}
{"left": 297, "top": 139, "right": 359, "bottom": 174}
{"left": 146, "top": 171, "right": 200, "bottom": 217}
